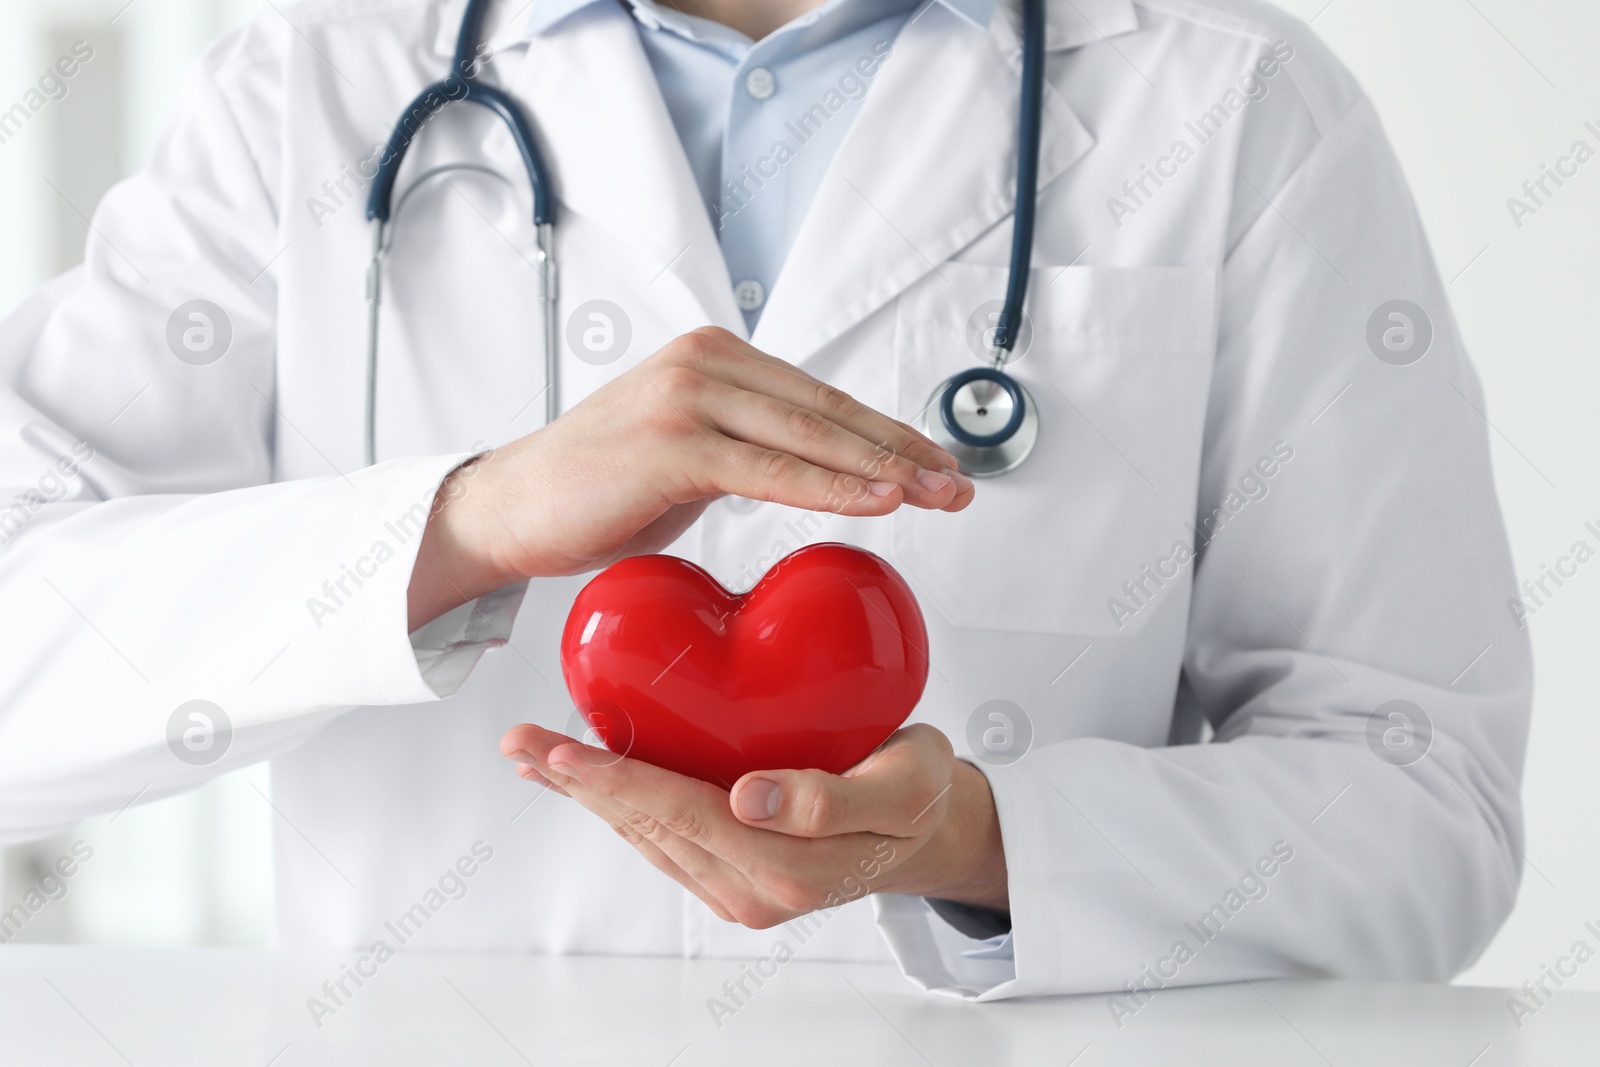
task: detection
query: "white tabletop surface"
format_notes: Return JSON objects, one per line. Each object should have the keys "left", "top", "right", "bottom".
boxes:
{"left": 0, "top": 947, "right": 1595, "bottom": 1065}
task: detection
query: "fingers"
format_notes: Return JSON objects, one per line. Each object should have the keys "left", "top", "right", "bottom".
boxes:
{"left": 545, "top": 741, "right": 747, "bottom": 861}
{"left": 541, "top": 738, "right": 806, "bottom": 891}
{"left": 497, "top": 722, "right": 926, "bottom": 929}
{"left": 696, "top": 378, "right": 965, "bottom": 511}
{"left": 645, "top": 366, "right": 884, "bottom": 516}
{"left": 695, "top": 329, "right": 959, "bottom": 473}
{"left": 501, "top": 722, "right": 585, "bottom": 765}
{"left": 689, "top": 433, "right": 906, "bottom": 517}
{"left": 568, "top": 784, "right": 742, "bottom": 924}
{"left": 625, "top": 835, "right": 739, "bottom": 924}
{"left": 655, "top": 328, "right": 975, "bottom": 514}
{"left": 728, "top": 724, "right": 956, "bottom": 839}
{"left": 515, "top": 761, "right": 569, "bottom": 796}
{"left": 500, "top": 724, "right": 745, "bottom": 922}
{"left": 545, "top": 742, "right": 792, "bottom": 924}
{"left": 502, "top": 723, "right": 576, "bottom": 794}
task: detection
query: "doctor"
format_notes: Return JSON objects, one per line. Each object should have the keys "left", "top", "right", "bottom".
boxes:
{"left": 0, "top": 0, "right": 1530, "bottom": 1002}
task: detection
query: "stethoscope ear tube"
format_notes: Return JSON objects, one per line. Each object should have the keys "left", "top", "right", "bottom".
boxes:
{"left": 365, "top": 0, "right": 554, "bottom": 228}
{"left": 362, "top": 0, "right": 1045, "bottom": 474}
{"left": 361, "top": 0, "right": 558, "bottom": 467}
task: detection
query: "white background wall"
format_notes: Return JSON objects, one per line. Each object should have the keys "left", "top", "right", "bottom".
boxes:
{"left": 1, "top": 0, "right": 1597, "bottom": 991}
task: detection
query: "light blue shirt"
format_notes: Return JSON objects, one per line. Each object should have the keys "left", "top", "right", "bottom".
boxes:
{"left": 528, "top": 0, "right": 998, "bottom": 331}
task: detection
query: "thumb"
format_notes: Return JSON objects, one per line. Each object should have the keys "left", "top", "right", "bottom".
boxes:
{"left": 728, "top": 724, "right": 954, "bottom": 838}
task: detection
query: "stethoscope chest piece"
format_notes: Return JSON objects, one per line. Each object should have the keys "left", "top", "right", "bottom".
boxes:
{"left": 924, "top": 366, "right": 1039, "bottom": 479}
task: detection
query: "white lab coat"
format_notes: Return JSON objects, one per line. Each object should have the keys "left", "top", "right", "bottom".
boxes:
{"left": 0, "top": 0, "right": 1531, "bottom": 1001}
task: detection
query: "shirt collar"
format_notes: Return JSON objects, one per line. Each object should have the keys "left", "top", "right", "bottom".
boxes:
{"left": 525, "top": 0, "right": 606, "bottom": 36}
{"left": 527, "top": 0, "right": 1000, "bottom": 39}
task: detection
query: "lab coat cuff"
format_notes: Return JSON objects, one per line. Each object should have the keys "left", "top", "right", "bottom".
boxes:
{"left": 973, "top": 757, "right": 1069, "bottom": 996}
{"left": 409, "top": 581, "right": 529, "bottom": 697}
{"left": 356, "top": 452, "right": 490, "bottom": 705}
{"left": 872, "top": 894, "right": 1017, "bottom": 999}
{"left": 872, "top": 757, "right": 1067, "bottom": 1000}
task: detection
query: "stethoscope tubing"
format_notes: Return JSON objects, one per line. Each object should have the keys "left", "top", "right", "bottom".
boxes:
{"left": 362, "top": 0, "right": 556, "bottom": 467}
{"left": 362, "top": 0, "right": 1045, "bottom": 474}
{"left": 989, "top": 0, "right": 1046, "bottom": 363}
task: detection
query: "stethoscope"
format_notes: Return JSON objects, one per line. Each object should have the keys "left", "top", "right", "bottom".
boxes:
{"left": 365, "top": 0, "right": 1045, "bottom": 477}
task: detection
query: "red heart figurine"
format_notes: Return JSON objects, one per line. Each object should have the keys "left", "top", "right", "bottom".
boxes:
{"left": 560, "top": 543, "right": 929, "bottom": 788}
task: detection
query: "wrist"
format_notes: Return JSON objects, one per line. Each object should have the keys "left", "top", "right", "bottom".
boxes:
{"left": 882, "top": 760, "right": 1009, "bottom": 912}
{"left": 407, "top": 455, "right": 516, "bottom": 630}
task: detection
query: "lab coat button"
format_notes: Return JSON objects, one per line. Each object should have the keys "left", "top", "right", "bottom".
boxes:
{"left": 745, "top": 68, "right": 777, "bottom": 100}
{"left": 734, "top": 279, "right": 767, "bottom": 310}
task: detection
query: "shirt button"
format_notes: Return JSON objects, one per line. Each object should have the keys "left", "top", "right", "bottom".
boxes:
{"left": 744, "top": 67, "right": 777, "bottom": 100}
{"left": 734, "top": 279, "right": 767, "bottom": 311}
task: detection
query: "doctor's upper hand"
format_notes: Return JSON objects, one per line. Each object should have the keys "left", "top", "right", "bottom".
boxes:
{"left": 408, "top": 326, "right": 972, "bottom": 628}
{"left": 498, "top": 723, "right": 1010, "bottom": 927}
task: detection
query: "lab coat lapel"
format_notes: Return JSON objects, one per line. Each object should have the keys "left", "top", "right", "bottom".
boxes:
{"left": 474, "top": 1, "right": 746, "bottom": 335}
{"left": 751, "top": 0, "right": 1134, "bottom": 364}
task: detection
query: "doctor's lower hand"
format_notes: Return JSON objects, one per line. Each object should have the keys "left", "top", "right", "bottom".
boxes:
{"left": 499, "top": 723, "right": 1010, "bottom": 927}
{"left": 408, "top": 327, "right": 973, "bottom": 629}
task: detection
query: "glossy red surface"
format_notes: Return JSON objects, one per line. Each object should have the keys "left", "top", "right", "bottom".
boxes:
{"left": 560, "top": 543, "right": 930, "bottom": 789}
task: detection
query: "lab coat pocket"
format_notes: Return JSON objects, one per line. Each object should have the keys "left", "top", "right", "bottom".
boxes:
{"left": 893, "top": 263, "right": 1217, "bottom": 636}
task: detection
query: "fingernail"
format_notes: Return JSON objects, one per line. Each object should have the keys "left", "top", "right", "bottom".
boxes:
{"left": 867, "top": 481, "right": 897, "bottom": 498}
{"left": 916, "top": 468, "right": 952, "bottom": 493}
{"left": 736, "top": 779, "right": 781, "bottom": 821}
{"left": 945, "top": 467, "right": 974, "bottom": 492}
{"left": 505, "top": 749, "right": 536, "bottom": 762}
{"left": 548, "top": 745, "right": 606, "bottom": 779}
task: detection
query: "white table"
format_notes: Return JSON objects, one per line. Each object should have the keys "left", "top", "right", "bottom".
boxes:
{"left": 0, "top": 947, "right": 1594, "bottom": 1065}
